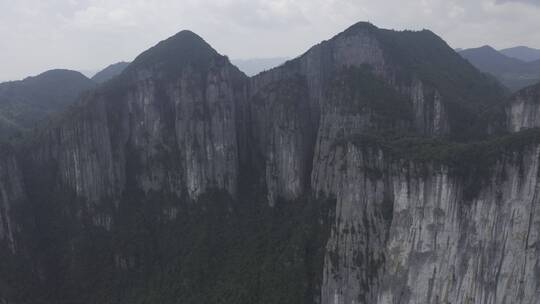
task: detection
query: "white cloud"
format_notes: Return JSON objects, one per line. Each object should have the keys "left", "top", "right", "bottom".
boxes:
{"left": 496, "top": 0, "right": 540, "bottom": 5}
{"left": 0, "top": 0, "right": 539, "bottom": 81}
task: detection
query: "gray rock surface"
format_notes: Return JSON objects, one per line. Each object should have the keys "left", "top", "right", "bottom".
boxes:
{"left": 508, "top": 83, "right": 540, "bottom": 132}
{"left": 314, "top": 139, "right": 540, "bottom": 304}
{"left": 0, "top": 150, "right": 25, "bottom": 253}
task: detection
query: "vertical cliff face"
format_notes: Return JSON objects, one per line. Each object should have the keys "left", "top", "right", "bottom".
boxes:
{"left": 507, "top": 83, "right": 540, "bottom": 132}
{"left": 313, "top": 135, "right": 540, "bottom": 304}
{"left": 312, "top": 144, "right": 390, "bottom": 304}
{"left": 249, "top": 76, "right": 313, "bottom": 204}
{"left": 27, "top": 31, "right": 246, "bottom": 219}
{"left": 248, "top": 22, "right": 502, "bottom": 205}
{"left": 310, "top": 80, "right": 540, "bottom": 304}
{"left": 0, "top": 148, "right": 25, "bottom": 254}
{"left": 174, "top": 59, "right": 242, "bottom": 198}
{"left": 380, "top": 145, "right": 540, "bottom": 304}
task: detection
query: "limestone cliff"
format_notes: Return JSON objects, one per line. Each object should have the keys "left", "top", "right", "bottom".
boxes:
{"left": 0, "top": 147, "right": 25, "bottom": 254}
{"left": 313, "top": 133, "right": 540, "bottom": 304}
{"left": 27, "top": 30, "right": 245, "bottom": 214}
{"left": 507, "top": 82, "right": 540, "bottom": 132}
{"left": 248, "top": 22, "right": 503, "bottom": 206}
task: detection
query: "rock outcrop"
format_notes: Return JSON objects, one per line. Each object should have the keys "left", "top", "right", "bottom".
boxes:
{"left": 507, "top": 83, "right": 540, "bottom": 132}
{"left": 28, "top": 30, "right": 245, "bottom": 213}
{"left": 0, "top": 148, "right": 25, "bottom": 254}
{"left": 313, "top": 135, "right": 540, "bottom": 304}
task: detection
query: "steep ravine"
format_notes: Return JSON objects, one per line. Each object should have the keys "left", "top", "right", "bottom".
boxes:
{"left": 0, "top": 23, "right": 539, "bottom": 304}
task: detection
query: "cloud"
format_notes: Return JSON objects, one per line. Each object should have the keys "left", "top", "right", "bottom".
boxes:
{"left": 496, "top": 0, "right": 540, "bottom": 6}
{"left": 0, "top": 0, "right": 539, "bottom": 81}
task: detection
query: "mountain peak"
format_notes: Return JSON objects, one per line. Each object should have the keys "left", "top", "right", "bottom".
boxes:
{"left": 479, "top": 45, "right": 496, "bottom": 50}
{"left": 459, "top": 45, "right": 523, "bottom": 63}
{"left": 123, "top": 30, "right": 220, "bottom": 78}
{"left": 28, "top": 69, "right": 89, "bottom": 81}
{"left": 339, "top": 21, "right": 378, "bottom": 37}
{"left": 500, "top": 45, "right": 540, "bottom": 62}
{"left": 169, "top": 29, "right": 205, "bottom": 41}
{"left": 458, "top": 45, "right": 517, "bottom": 63}
{"left": 462, "top": 45, "right": 499, "bottom": 54}
{"left": 346, "top": 21, "right": 378, "bottom": 30}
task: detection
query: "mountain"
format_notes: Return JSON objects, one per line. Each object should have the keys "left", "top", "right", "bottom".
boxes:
{"left": 91, "top": 62, "right": 129, "bottom": 83}
{"left": 1, "top": 22, "right": 540, "bottom": 304}
{"left": 0, "top": 69, "right": 95, "bottom": 142}
{"left": 460, "top": 45, "right": 524, "bottom": 72}
{"left": 459, "top": 45, "right": 540, "bottom": 91}
{"left": 231, "top": 57, "right": 288, "bottom": 76}
{"left": 500, "top": 45, "right": 540, "bottom": 62}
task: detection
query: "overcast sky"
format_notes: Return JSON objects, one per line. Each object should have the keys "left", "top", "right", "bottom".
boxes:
{"left": 1, "top": 0, "right": 539, "bottom": 81}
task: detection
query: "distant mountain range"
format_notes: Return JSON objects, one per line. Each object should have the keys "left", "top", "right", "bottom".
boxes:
{"left": 459, "top": 45, "right": 540, "bottom": 91}
{"left": 0, "top": 69, "right": 95, "bottom": 142}
{"left": 0, "top": 62, "right": 135, "bottom": 143}
{"left": 91, "top": 61, "right": 130, "bottom": 83}
{"left": 500, "top": 46, "right": 540, "bottom": 62}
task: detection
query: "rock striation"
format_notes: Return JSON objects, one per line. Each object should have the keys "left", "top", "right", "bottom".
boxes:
{"left": 507, "top": 82, "right": 540, "bottom": 132}
{"left": 313, "top": 136, "right": 540, "bottom": 304}
{"left": 0, "top": 148, "right": 25, "bottom": 254}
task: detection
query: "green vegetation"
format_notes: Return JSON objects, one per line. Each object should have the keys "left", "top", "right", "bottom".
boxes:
{"left": 9, "top": 185, "right": 335, "bottom": 304}
{"left": 337, "top": 128, "right": 540, "bottom": 199}
{"left": 119, "top": 193, "right": 334, "bottom": 304}
{"left": 328, "top": 65, "right": 412, "bottom": 121}
{"left": 252, "top": 75, "right": 309, "bottom": 109}
{"left": 340, "top": 22, "right": 507, "bottom": 140}
{"left": 0, "top": 69, "right": 95, "bottom": 143}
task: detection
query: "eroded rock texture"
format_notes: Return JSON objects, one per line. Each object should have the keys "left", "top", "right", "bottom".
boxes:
{"left": 0, "top": 149, "right": 25, "bottom": 253}
{"left": 508, "top": 83, "right": 540, "bottom": 132}
{"left": 314, "top": 140, "right": 540, "bottom": 304}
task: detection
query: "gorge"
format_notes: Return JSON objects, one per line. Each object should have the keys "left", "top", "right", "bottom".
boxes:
{"left": 1, "top": 22, "right": 540, "bottom": 304}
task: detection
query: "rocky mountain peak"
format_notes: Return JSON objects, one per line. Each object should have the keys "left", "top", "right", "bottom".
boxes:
{"left": 121, "top": 30, "right": 222, "bottom": 79}
{"left": 338, "top": 21, "right": 378, "bottom": 36}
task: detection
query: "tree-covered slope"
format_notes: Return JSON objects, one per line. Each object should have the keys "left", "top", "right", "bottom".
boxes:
{"left": 0, "top": 69, "right": 95, "bottom": 142}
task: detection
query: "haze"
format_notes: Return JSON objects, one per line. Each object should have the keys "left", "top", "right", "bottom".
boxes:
{"left": 1, "top": 0, "right": 539, "bottom": 81}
